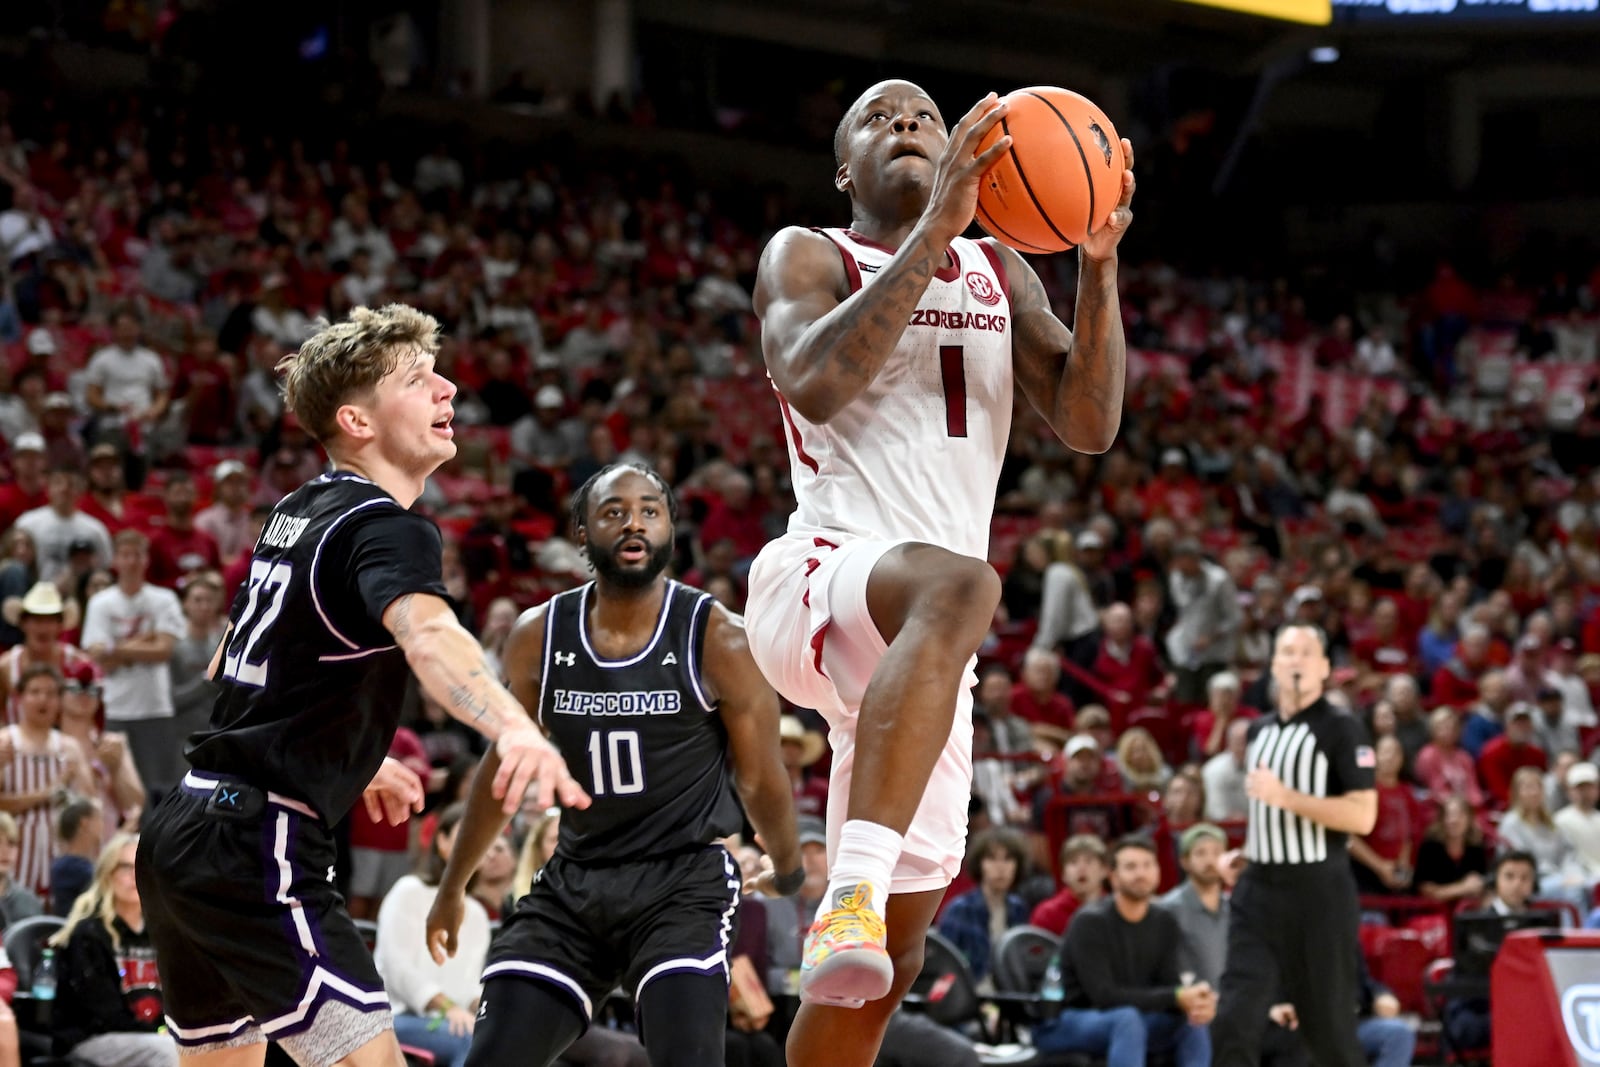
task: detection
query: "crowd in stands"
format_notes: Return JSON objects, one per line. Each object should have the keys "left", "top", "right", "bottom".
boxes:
{"left": 0, "top": 68, "right": 1599, "bottom": 1063}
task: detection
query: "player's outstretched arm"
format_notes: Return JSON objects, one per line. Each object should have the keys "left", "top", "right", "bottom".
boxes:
{"left": 988, "top": 138, "right": 1135, "bottom": 455}
{"left": 427, "top": 605, "right": 551, "bottom": 963}
{"left": 385, "top": 593, "right": 589, "bottom": 814}
{"left": 427, "top": 746, "right": 512, "bottom": 964}
{"left": 704, "top": 605, "right": 803, "bottom": 895}
{"left": 755, "top": 96, "right": 1012, "bottom": 425}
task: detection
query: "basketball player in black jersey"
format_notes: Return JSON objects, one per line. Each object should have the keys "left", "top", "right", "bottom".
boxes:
{"left": 424, "top": 463, "right": 803, "bottom": 1067}
{"left": 134, "top": 305, "right": 589, "bottom": 1067}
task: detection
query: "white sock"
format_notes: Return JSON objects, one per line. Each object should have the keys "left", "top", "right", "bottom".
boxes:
{"left": 825, "top": 819, "right": 903, "bottom": 922}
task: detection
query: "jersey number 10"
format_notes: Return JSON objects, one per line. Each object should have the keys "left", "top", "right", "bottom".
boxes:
{"left": 221, "top": 560, "right": 292, "bottom": 688}
{"left": 587, "top": 729, "right": 644, "bottom": 796}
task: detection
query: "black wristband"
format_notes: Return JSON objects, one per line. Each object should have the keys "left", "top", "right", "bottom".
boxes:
{"left": 773, "top": 867, "right": 806, "bottom": 896}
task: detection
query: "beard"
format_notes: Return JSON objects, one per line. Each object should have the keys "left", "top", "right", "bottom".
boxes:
{"left": 588, "top": 537, "right": 674, "bottom": 589}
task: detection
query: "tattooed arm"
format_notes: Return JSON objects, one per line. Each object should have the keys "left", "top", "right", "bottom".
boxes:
{"left": 384, "top": 594, "right": 588, "bottom": 813}
{"left": 754, "top": 95, "right": 1014, "bottom": 424}
{"left": 754, "top": 226, "right": 946, "bottom": 423}
{"left": 995, "top": 137, "right": 1137, "bottom": 455}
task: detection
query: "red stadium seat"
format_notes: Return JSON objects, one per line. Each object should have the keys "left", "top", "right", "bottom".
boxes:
{"left": 1375, "top": 929, "right": 1431, "bottom": 1014}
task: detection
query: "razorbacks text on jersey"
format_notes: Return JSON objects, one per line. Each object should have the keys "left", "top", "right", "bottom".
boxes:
{"left": 772, "top": 228, "right": 1015, "bottom": 560}
{"left": 537, "top": 580, "right": 743, "bottom": 864}
{"left": 185, "top": 471, "right": 448, "bottom": 822}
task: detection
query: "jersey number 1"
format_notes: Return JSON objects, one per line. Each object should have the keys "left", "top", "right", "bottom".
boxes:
{"left": 940, "top": 345, "right": 967, "bottom": 438}
{"left": 221, "top": 560, "right": 292, "bottom": 688}
{"left": 587, "top": 730, "right": 644, "bottom": 796}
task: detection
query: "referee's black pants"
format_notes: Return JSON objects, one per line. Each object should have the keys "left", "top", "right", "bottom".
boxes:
{"left": 1212, "top": 859, "right": 1366, "bottom": 1067}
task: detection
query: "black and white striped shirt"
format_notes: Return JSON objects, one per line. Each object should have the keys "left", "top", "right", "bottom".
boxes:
{"left": 1244, "top": 698, "right": 1375, "bottom": 867}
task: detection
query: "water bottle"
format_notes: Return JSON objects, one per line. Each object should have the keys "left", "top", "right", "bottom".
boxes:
{"left": 1040, "top": 957, "right": 1064, "bottom": 1004}
{"left": 32, "top": 947, "right": 56, "bottom": 1026}
{"left": 32, "top": 949, "right": 57, "bottom": 1002}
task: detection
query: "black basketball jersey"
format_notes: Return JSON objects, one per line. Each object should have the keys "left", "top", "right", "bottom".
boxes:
{"left": 185, "top": 471, "right": 448, "bottom": 823}
{"left": 538, "top": 579, "right": 743, "bottom": 865}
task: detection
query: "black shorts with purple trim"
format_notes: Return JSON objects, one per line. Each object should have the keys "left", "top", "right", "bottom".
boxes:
{"left": 483, "top": 844, "right": 742, "bottom": 1026}
{"left": 135, "top": 772, "right": 392, "bottom": 1051}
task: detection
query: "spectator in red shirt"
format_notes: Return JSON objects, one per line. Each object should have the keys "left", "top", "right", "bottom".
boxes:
{"left": 1413, "top": 707, "right": 1485, "bottom": 808}
{"left": 1431, "top": 623, "right": 1492, "bottom": 709}
{"left": 147, "top": 471, "right": 222, "bottom": 588}
{"left": 173, "top": 333, "right": 237, "bottom": 445}
{"left": 1029, "top": 833, "right": 1109, "bottom": 935}
{"left": 1502, "top": 633, "right": 1548, "bottom": 705}
{"left": 696, "top": 469, "right": 768, "bottom": 563}
{"left": 1089, "top": 601, "right": 1165, "bottom": 718}
{"left": 77, "top": 444, "right": 161, "bottom": 534}
{"left": 1011, "top": 647, "right": 1075, "bottom": 733}
{"left": 1142, "top": 448, "right": 1206, "bottom": 527}
{"left": 0, "top": 432, "right": 49, "bottom": 533}
{"left": 1478, "top": 704, "right": 1548, "bottom": 808}
{"left": 193, "top": 460, "right": 256, "bottom": 565}
{"left": 1349, "top": 736, "right": 1428, "bottom": 895}
{"left": 1351, "top": 598, "right": 1416, "bottom": 694}
{"left": 780, "top": 715, "right": 829, "bottom": 821}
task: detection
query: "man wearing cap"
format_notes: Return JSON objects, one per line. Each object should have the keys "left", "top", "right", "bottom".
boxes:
{"left": 1554, "top": 762, "right": 1600, "bottom": 877}
{"left": 1545, "top": 637, "right": 1596, "bottom": 728}
{"left": 13, "top": 463, "right": 113, "bottom": 582}
{"left": 79, "top": 442, "right": 162, "bottom": 533}
{"left": 0, "top": 432, "right": 49, "bottom": 532}
{"left": 1476, "top": 702, "right": 1548, "bottom": 807}
{"left": 1144, "top": 448, "right": 1205, "bottom": 526}
{"left": 1159, "top": 824, "right": 1233, "bottom": 989}
{"left": 780, "top": 716, "right": 830, "bottom": 821}
{"left": 509, "top": 384, "right": 583, "bottom": 470}
{"left": 0, "top": 581, "right": 98, "bottom": 726}
{"left": 1074, "top": 528, "right": 1117, "bottom": 609}
{"left": 1165, "top": 539, "right": 1242, "bottom": 706}
{"left": 1532, "top": 684, "right": 1582, "bottom": 759}
{"left": 195, "top": 460, "right": 257, "bottom": 563}
{"left": 83, "top": 307, "right": 168, "bottom": 446}
{"left": 250, "top": 272, "right": 314, "bottom": 348}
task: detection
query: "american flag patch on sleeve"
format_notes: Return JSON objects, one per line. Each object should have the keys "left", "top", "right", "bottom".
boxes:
{"left": 1356, "top": 745, "right": 1376, "bottom": 769}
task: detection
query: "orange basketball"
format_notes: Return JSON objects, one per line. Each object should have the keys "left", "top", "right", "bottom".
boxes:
{"left": 974, "top": 86, "right": 1125, "bottom": 254}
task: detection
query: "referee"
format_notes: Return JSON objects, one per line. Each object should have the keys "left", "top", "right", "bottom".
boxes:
{"left": 1211, "top": 623, "right": 1378, "bottom": 1067}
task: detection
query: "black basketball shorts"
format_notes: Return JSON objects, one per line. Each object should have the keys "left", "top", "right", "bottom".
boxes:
{"left": 136, "top": 772, "right": 392, "bottom": 1060}
{"left": 483, "top": 844, "right": 743, "bottom": 1026}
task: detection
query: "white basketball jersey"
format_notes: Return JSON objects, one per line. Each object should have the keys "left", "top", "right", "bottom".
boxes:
{"left": 773, "top": 228, "right": 1014, "bottom": 560}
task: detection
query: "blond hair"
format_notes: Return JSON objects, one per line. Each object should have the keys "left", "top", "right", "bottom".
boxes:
{"left": 51, "top": 832, "right": 139, "bottom": 952}
{"left": 277, "top": 304, "right": 441, "bottom": 446}
{"left": 513, "top": 808, "right": 561, "bottom": 901}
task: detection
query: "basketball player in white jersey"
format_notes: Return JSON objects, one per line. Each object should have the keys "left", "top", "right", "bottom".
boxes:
{"left": 745, "top": 80, "right": 1135, "bottom": 1067}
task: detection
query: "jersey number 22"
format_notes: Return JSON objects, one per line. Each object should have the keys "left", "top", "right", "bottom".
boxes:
{"left": 221, "top": 560, "right": 292, "bottom": 687}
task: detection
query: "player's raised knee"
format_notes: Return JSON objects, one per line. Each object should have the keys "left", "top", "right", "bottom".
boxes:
{"left": 914, "top": 558, "right": 1001, "bottom": 631}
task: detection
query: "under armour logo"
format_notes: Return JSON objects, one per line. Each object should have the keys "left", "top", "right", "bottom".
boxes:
{"left": 662, "top": 652, "right": 678, "bottom": 666}
{"left": 554, "top": 652, "right": 576, "bottom": 667}
{"left": 477, "top": 1001, "right": 488, "bottom": 1020}
{"left": 219, "top": 789, "right": 240, "bottom": 807}
{"left": 326, "top": 866, "right": 336, "bottom": 883}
